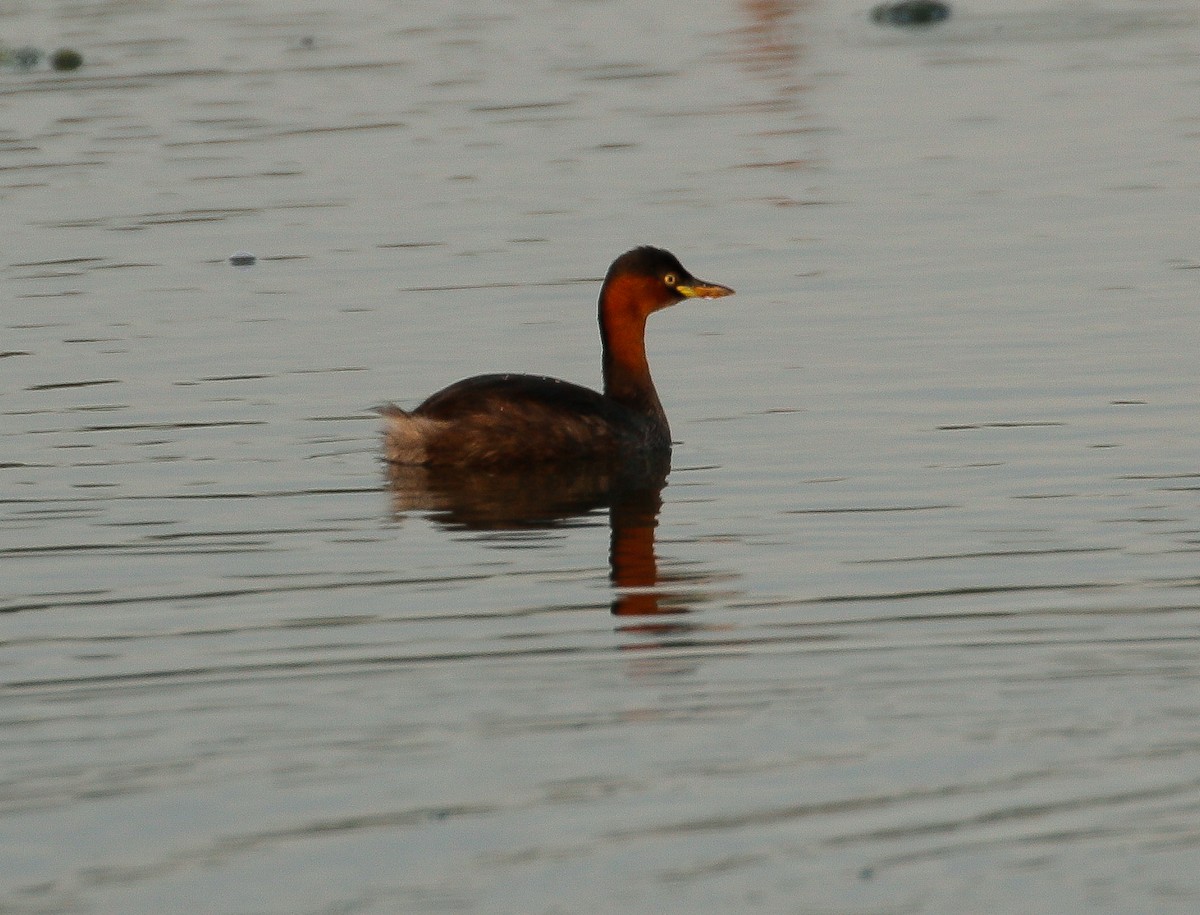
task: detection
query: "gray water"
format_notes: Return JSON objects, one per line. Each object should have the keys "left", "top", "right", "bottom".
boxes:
{"left": 4, "top": 1, "right": 1200, "bottom": 912}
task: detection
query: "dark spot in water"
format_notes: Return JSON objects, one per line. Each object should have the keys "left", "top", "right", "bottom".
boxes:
{"left": 11, "top": 46, "right": 43, "bottom": 71}
{"left": 229, "top": 251, "right": 257, "bottom": 267}
{"left": 50, "top": 48, "right": 84, "bottom": 71}
{"left": 871, "top": 1, "right": 951, "bottom": 26}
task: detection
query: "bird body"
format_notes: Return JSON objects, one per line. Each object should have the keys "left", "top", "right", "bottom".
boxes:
{"left": 381, "top": 247, "right": 733, "bottom": 467}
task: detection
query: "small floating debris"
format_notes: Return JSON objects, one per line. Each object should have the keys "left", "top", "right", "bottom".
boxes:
{"left": 0, "top": 44, "right": 84, "bottom": 71}
{"left": 10, "top": 45, "right": 43, "bottom": 70}
{"left": 50, "top": 48, "right": 84, "bottom": 71}
{"left": 228, "top": 251, "right": 258, "bottom": 267}
{"left": 871, "top": 0, "right": 951, "bottom": 26}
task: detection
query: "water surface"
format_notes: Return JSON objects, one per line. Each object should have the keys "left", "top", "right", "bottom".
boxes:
{"left": 4, "top": 0, "right": 1200, "bottom": 912}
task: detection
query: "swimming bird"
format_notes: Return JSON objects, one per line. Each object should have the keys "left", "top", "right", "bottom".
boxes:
{"left": 381, "top": 246, "right": 734, "bottom": 466}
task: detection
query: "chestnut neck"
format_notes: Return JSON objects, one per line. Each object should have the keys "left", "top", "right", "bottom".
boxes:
{"left": 598, "top": 274, "right": 667, "bottom": 425}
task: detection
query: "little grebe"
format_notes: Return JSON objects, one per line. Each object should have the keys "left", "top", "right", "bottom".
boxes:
{"left": 381, "top": 246, "right": 734, "bottom": 466}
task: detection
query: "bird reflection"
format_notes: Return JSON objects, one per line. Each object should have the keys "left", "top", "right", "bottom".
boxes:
{"left": 386, "top": 453, "right": 699, "bottom": 621}
{"left": 733, "top": 0, "right": 812, "bottom": 108}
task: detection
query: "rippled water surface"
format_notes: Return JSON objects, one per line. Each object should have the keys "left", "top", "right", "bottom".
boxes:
{"left": 4, "top": 1, "right": 1200, "bottom": 912}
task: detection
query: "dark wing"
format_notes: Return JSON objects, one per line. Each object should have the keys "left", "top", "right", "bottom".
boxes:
{"left": 412, "top": 374, "right": 649, "bottom": 465}
{"left": 415, "top": 373, "right": 624, "bottom": 422}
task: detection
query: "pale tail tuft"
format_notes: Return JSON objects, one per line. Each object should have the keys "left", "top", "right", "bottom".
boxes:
{"left": 378, "top": 403, "right": 437, "bottom": 465}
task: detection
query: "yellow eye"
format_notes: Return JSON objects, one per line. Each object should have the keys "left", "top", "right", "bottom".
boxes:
{"left": 663, "top": 273, "right": 677, "bottom": 286}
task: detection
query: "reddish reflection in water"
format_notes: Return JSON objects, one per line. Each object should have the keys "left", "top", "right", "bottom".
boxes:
{"left": 732, "top": 0, "right": 813, "bottom": 106}
{"left": 607, "top": 477, "right": 684, "bottom": 618}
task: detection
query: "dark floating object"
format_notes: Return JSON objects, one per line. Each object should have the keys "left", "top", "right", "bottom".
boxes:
{"left": 11, "top": 46, "right": 43, "bottom": 70}
{"left": 871, "top": 0, "right": 951, "bottom": 26}
{"left": 50, "top": 48, "right": 83, "bottom": 71}
{"left": 381, "top": 246, "right": 735, "bottom": 467}
{"left": 228, "top": 251, "right": 257, "bottom": 267}
{"left": 1, "top": 45, "right": 83, "bottom": 72}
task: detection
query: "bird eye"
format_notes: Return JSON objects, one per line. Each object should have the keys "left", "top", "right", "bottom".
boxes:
{"left": 663, "top": 273, "right": 677, "bottom": 286}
